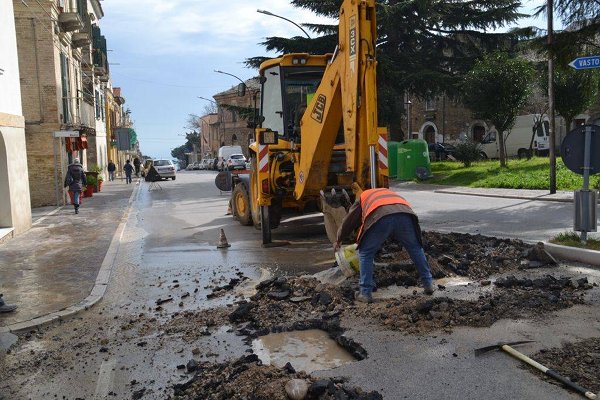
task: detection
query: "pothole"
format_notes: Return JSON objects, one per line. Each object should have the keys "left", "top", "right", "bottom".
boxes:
{"left": 251, "top": 329, "right": 356, "bottom": 373}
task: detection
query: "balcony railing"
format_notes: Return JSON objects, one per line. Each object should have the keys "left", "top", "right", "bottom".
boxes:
{"left": 64, "top": 97, "right": 96, "bottom": 131}
{"left": 58, "top": 12, "right": 84, "bottom": 32}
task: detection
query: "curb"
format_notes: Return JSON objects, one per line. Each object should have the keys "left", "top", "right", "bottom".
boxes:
{"left": 3, "top": 180, "right": 141, "bottom": 333}
{"left": 433, "top": 189, "right": 574, "bottom": 203}
{"left": 544, "top": 242, "right": 600, "bottom": 266}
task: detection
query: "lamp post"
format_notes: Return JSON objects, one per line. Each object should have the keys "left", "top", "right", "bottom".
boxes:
{"left": 405, "top": 100, "right": 412, "bottom": 139}
{"left": 257, "top": 9, "right": 311, "bottom": 39}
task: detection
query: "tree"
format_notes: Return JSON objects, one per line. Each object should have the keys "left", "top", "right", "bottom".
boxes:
{"left": 248, "top": 0, "right": 533, "bottom": 134}
{"left": 553, "top": 67, "right": 599, "bottom": 130}
{"left": 462, "top": 52, "right": 534, "bottom": 167}
{"left": 170, "top": 131, "right": 200, "bottom": 164}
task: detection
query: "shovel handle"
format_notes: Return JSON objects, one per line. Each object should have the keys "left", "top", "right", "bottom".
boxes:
{"left": 501, "top": 345, "right": 597, "bottom": 400}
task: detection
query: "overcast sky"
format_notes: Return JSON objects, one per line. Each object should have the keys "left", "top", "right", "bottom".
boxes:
{"left": 100, "top": 0, "right": 558, "bottom": 158}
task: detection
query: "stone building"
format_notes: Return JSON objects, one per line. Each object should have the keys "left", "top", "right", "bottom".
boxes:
{"left": 212, "top": 78, "right": 261, "bottom": 157}
{"left": 13, "top": 0, "right": 109, "bottom": 207}
{"left": 0, "top": 1, "right": 32, "bottom": 240}
{"left": 199, "top": 113, "right": 220, "bottom": 158}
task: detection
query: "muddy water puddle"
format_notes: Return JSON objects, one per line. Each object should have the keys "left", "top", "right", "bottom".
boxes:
{"left": 252, "top": 329, "right": 356, "bottom": 373}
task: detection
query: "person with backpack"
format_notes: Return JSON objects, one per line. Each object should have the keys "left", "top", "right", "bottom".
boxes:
{"left": 64, "top": 158, "right": 87, "bottom": 214}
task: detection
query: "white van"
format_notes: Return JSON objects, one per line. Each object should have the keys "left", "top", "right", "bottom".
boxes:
{"left": 217, "top": 146, "right": 243, "bottom": 171}
{"left": 479, "top": 114, "right": 563, "bottom": 159}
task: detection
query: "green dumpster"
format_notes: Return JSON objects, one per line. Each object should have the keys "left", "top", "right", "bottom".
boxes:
{"left": 397, "top": 139, "right": 431, "bottom": 180}
{"left": 387, "top": 141, "right": 401, "bottom": 178}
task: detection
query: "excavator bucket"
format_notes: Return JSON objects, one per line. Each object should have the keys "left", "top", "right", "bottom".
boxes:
{"left": 320, "top": 189, "right": 352, "bottom": 243}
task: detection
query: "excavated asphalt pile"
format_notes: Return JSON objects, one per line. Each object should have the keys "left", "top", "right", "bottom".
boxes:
{"left": 530, "top": 337, "right": 600, "bottom": 395}
{"left": 158, "top": 233, "right": 595, "bottom": 398}
{"left": 171, "top": 355, "right": 383, "bottom": 400}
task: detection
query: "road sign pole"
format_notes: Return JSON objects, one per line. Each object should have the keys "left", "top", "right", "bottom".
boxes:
{"left": 580, "top": 126, "right": 592, "bottom": 242}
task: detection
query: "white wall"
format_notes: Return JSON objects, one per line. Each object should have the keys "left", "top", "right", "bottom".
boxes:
{"left": 0, "top": 1, "right": 23, "bottom": 116}
{"left": 0, "top": 1, "right": 32, "bottom": 234}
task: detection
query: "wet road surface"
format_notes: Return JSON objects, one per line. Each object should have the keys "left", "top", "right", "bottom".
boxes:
{"left": 1, "top": 172, "right": 598, "bottom": 399}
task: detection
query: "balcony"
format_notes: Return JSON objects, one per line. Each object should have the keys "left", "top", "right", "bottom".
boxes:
{"left": 58, "top": 12, "right": 84, "bottom": 33}
{"left": 71, "top": 32, "right": 91, "bottom": 48}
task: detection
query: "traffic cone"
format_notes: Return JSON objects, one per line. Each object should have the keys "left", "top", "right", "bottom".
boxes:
{"left": 217, "top": 228, "right": 231, "bottom": 249}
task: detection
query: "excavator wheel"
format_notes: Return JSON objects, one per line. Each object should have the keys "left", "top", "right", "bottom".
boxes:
{"left": 232, "top": 183, "right": 252, "bottom": 226}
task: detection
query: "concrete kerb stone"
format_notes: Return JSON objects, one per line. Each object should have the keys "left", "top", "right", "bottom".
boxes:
{"left": 5, "top": 180, "right": 141, "bottom": 333}
{"left": 544, "top": 242, "right": 600, "bottom": 267}
{"left": 433, "top": 189, "right": 574, "bottom": 203}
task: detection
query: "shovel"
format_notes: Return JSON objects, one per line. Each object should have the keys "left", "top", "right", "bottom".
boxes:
{"left": 475, "top": 341, "right": 597, "bottom": 399}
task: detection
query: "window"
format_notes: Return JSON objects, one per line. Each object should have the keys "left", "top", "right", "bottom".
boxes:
{"left": 425, "top": 97, "right": 436, "bottom": 111}
{"left": 60, "top": 53, "right": 71, "bottom": 124}
{"left": 231, "top": 110, "right": 237, "bottom": 123}
{"left": 153, "top": 160, "right": 172, "bottom": 166}
{"left": 95, "top": 90, "right": 100, "bottom": 119}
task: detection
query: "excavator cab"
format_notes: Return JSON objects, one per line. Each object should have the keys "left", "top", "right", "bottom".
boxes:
{"left": 230, "top": 0, "right": 388, "bottom": 245}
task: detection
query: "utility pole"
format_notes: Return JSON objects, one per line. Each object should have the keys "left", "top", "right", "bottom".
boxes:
{"left": 548, "top": 0, "right": 557, "bottom": 194}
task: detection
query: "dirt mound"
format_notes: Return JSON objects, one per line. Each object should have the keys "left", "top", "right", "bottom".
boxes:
{"left": 357, "top": 276, "right": 590, "bottom": 334}
{"left": 172, "top": 354, "right": 383, "bottom": 400}
{"left": 531, "top": 337, "right": 600, "bottom": 395}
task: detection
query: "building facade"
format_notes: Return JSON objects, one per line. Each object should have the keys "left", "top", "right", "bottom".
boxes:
{"left": 212, "top": 78, "right": 260, "bottom": 157}
{"left": 13, "top": 0, "right": 110, "bottom": 207}
{"left": 0, "top": 1, "right": 32, "bottom": 238}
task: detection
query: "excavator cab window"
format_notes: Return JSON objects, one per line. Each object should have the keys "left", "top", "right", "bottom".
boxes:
{"left": 260, "top": 65, "right": 324, "bottom": 140}
{"left": 282, "top": 67, "right": 324, "bottom": 139}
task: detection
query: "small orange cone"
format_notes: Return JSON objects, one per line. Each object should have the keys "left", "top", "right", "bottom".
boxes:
{"left": 217, "top": 228, "right": 231, "bottom": 249}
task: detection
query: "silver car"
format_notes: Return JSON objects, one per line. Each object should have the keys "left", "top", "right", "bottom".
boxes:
{"left": 153, "top": 159, "right": 176, "bottom": 180}
{"left": 226, "top": 154, "right": 246, "bottom": 170}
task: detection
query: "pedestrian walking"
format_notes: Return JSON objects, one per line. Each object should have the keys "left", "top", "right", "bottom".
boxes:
{"left": 64, "top": 158, "right": 87, "bottom": 214}
{"left": 133, "top": 157, "right": 141, "bottom": 177}
{"left": 124, "top": 159, "right": 134, "bottom": 184}
{"left": 0, "top": 293, "right": 17, "bottom": 313}
{"left": 107, "top": 160, "right": 116, "bottom": 181}
{"left": 334, "top": 188, "right": 434, "bottom": 303}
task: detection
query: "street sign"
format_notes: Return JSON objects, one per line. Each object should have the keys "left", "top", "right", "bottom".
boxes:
{"left": 568, "top": 55, "right": 600, "bottom": 70}
{"left": 53, "top": 130, "right": 79, "bottom": 138}
{"left": 561, "top": 125, "right": 600, "bottom": 175}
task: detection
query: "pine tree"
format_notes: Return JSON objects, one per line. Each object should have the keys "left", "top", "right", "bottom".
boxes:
{"left": 249, "top": 0, "right": 533, "bottom": 134}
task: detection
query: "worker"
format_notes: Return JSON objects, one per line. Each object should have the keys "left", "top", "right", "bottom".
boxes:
{"left": 334, "top": 188, "right": 434, "bottom": 303}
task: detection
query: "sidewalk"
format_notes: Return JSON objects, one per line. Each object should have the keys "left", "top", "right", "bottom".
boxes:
{"left": 0, "top": 179, "right": 136, "bottom": 327}
{"left": 391, "top": 181, "right": 584, "bottom": 203}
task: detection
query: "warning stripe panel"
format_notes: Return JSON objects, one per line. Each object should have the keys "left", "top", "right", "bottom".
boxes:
{"left": 258, "top": 145, "right": 269, "bottom": 173}
{"left": 378, "top": 134, "right": 388, "bottom": 168}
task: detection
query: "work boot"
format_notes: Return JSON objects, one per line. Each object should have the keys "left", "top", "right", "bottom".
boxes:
{"left": 0, "top": 294, "right": 17, "bottom": 313}
{"left": 74, "top": 204, "right": 79, "bottom": 214}
{"left": 423, "top": 284, "right": 435, "bottom": 296}
{"left": 355, "top": 292, "right": 373, "bottom": 304}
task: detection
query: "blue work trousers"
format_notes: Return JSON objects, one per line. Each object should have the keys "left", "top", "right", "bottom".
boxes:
{"left": 358, "top": 213, "right": 433, "bottom": 296}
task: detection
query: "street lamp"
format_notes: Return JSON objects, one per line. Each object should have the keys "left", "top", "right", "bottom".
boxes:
{"left": 257, "top": 9, "right": 311, "bottom": 39}
{"left": 404, "top": 100, "right": 412, "bottom": 139}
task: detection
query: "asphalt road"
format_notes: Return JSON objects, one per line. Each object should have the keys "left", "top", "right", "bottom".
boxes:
{"left": 392, "top": 182, "right": 576, "bottom": 243}
{"left": 1, "top": 172, "right": 598, "bottom": 399}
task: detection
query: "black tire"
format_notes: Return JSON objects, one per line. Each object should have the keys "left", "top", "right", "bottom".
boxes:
{"left": 172, "top": 176, "right": 176, "bottom": 180}
{"left": 232, "top": 183, "right": 252, "bottom": 226}
{"left": 517, "top": 149, "right": 528, "bottom": 159}
{"left": 479, "top": 151, "right": 488, "bottom": 160}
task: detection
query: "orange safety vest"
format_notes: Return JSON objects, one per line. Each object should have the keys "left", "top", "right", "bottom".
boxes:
{"left": 356, "top": 188, "right": 412, "bottom": 240}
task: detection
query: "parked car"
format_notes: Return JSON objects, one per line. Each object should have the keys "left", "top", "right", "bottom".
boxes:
{"left": 152, "top": 159, "right": 177, "bottom": 180}
{"left": 206, "top": 158, "right": 216, "bottom": 170}
{"left": 199, "top": 159, "right": 210, "bottom": 170}
{"left": 217, "top": 146, "right": 243, "bottom": 171}
{"left": 226, "top": 154, "right": 247, "bottom": 170}
{"left": 185, "top": 162, "right": 195, "bottom": 171}
{"left": 428, "top": 142, "right": 456, "bottom": 161}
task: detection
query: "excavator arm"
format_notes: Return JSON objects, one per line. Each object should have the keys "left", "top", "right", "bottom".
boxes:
{"left": 294, "top": 0, "right": 385, "bottom": 200}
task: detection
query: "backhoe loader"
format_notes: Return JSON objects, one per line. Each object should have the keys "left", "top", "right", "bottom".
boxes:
{"left": 225, "top": 0, "right": 389, "bottom": 244}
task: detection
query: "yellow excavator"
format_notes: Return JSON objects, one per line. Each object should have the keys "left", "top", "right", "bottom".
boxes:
{"left": 224, "top": 0, "right": 388, "bottom": 245}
